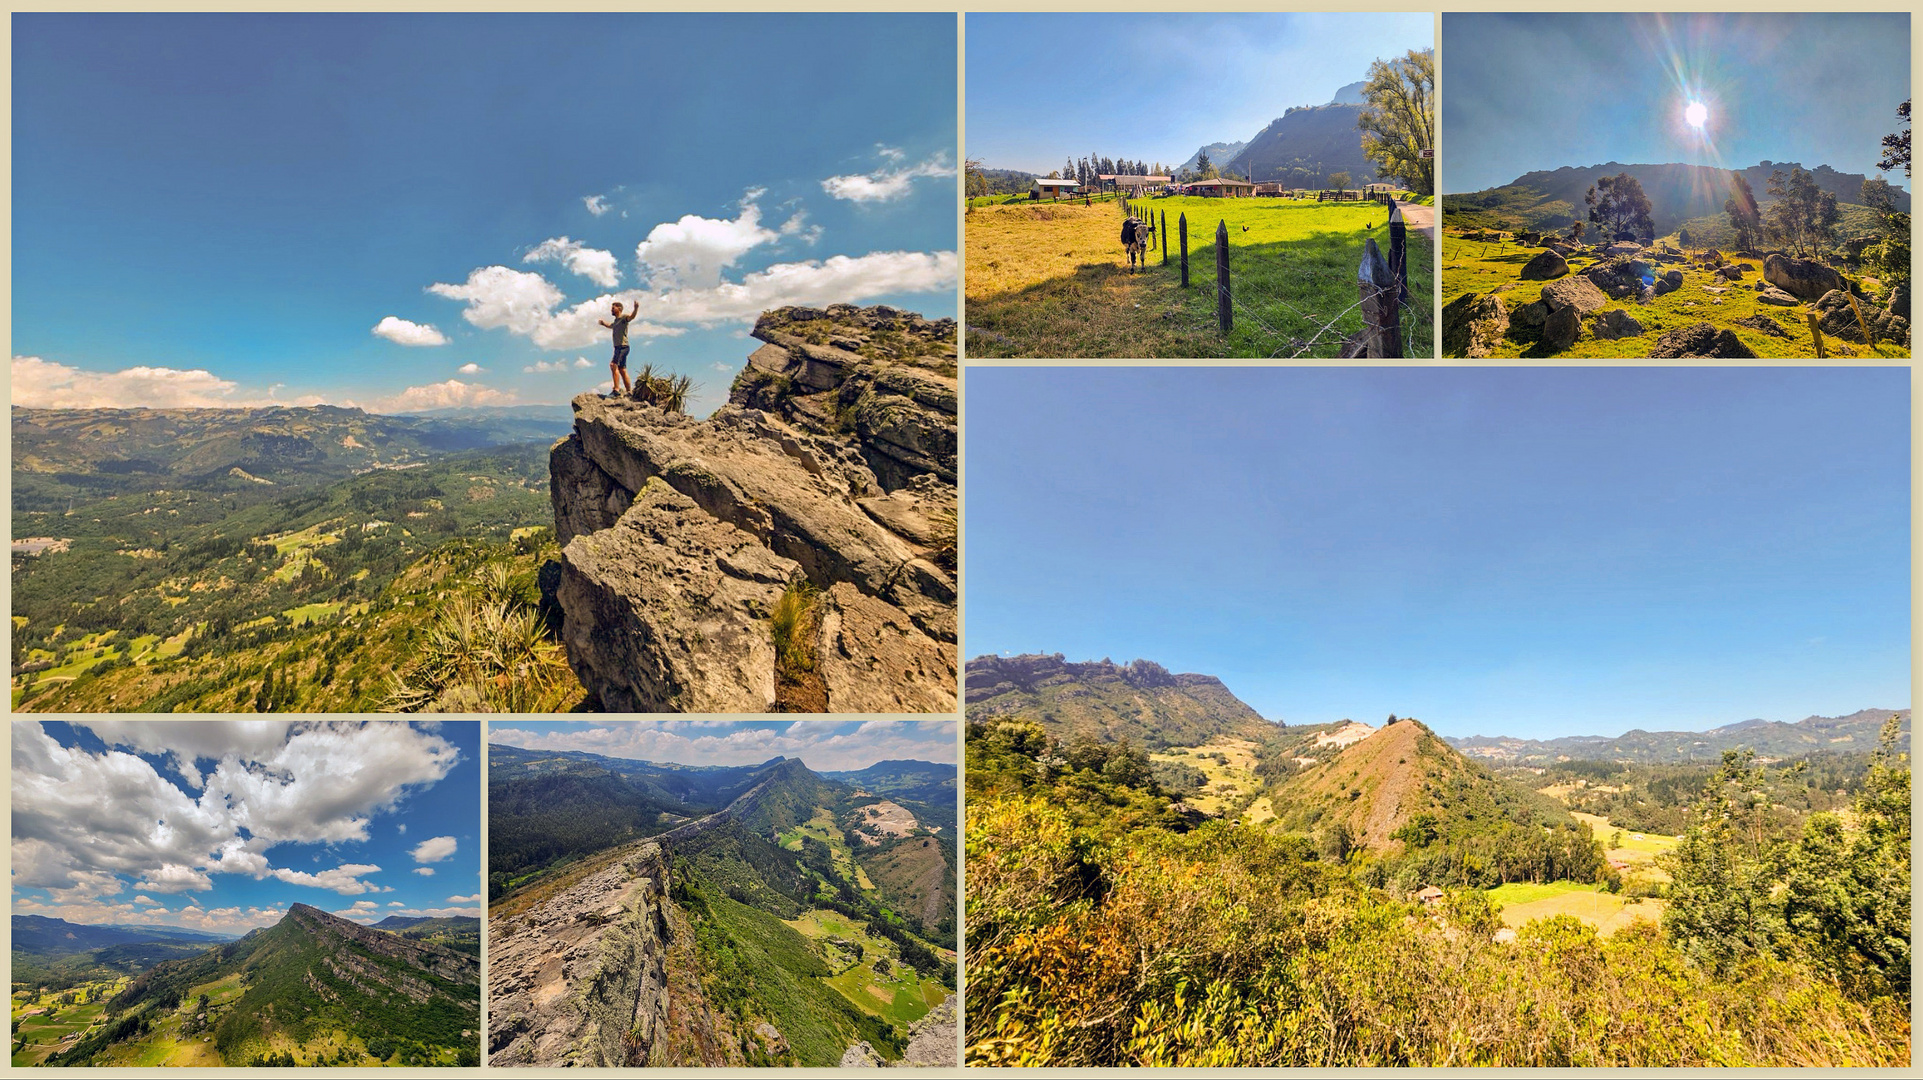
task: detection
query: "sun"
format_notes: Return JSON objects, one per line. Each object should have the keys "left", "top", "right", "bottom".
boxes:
{"left": 1684, "top": 101, "right": 1709, "bottom": 129}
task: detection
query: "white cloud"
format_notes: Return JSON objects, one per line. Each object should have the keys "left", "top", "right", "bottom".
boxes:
{"left": 371, "top": 316, "right": 449, "bottom": 347}
{"left": 574, "top": 357, "right": 592, "bottom": 368}
{"left": 457, "top": 362, "right": 483, "bottom": 375}
{"left": 369, "top": 379, "right": 517, "bottom": 413}
{"left": 525, "top": 236, "right": 621, "bottom": 287}
{"left": 448, "top": 893, "right": 481, "bottom": 904}
{"left": 410, "top": 836, "right": 457, "bottom": 863}
{"left": 634, "top": 191, "right": 780, "bottom": 289}
{"left": 625, "top": 251, "right": 957, "bottom": 328}
{"left": 389, "top": 901, "right": 405, "bottom": 907}
{"left": 12, "top": 355, "right": 248, "bottom": 409}
{"left": 821, "top": 152, "right": 953, "bottom": 203}
{"left": 877, "top": 144, "right": 906, "bottom": 162}
{"left": 414, "top": 867, "right": 435, "bottom": 876}
{"left": 584, "top": 193, "right": 610, "bottom": 216}
{"left": 134, "top": 895, "right": 160, "bottom": 906}
{"left": 271, "top": 863, "right": 384, "bottom": 895}
{"left": 429, "top": 267, "right": 682, "bottom": 351}
{"left": 488, "top": 719, "right": 957, "bottom": 771}
{"left": 525, "top": 358, "right": 587, "bottom": 374}
{"left": 13, "top": 721, "right": 460, "bottom": 906}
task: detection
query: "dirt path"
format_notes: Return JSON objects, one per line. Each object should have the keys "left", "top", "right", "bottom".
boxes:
{"left": 1396, "top": 202, "right": 1436, "bottom": 240}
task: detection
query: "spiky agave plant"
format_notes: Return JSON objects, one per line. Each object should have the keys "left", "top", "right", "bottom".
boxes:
{"left": 383, "top": 569, "right": 574, "bottom": 712}
{"left": 629, "top": 363, "right": 697, "bottom": 414}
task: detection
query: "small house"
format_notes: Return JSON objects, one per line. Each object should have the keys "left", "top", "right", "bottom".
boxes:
{"left": 1188, "top": 178, "right": 1257, "bottom": 198}
{"left": 1415, "top": 885, "right": 1445, "bottom": 906}
{"left": 1099, "top": 174, "right": 1172, "bottom": 195}
{"left": 1030, "top": 178, "right": 1081, "bottom": 201}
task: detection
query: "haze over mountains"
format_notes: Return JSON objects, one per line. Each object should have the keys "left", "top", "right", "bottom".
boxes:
{"left": 1176, "top": 73, "right": 1392, "bottom": 187}
{"left": 1450, "top": 708, "right": 1911, "bottom": 765}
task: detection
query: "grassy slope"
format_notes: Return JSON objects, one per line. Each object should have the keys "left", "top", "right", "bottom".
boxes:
{"left": 1440, "top": 233, "right": 1897, "bottom": 359}
{"left": 966, "top": 196, "right": 1433, "bottom": 358}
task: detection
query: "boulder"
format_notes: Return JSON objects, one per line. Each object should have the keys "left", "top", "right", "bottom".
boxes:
{"left": 1540, "top": 303, "right": 1583, "bottom": 352}
{"left": 1604, "top": 242, "right": 1644, "bottom": 257}
{"left": 1511, "top": 300, "right": 1549, "bottom": 330}
{"left": 1519, "top": 249, "right": 1568, "bottom": 280}
{"left": 1590, "top": 309, "right": 1645, "bottom": 340}
{"left": 1541, "top": 275, "right": 1608, "bottom": 316}
{"left": 1756, "top": 285, "right": 1801, "bottom": 306}
{"left": 1733, "top": 314, "right": 1792, "bottom": 339}
{"left": 1714, "top": 262, "right": 1748, "bottom": 279}
{"left": 1647, "top": 322, "right": 1758, "bottom": 358}
{"left": 1442, "top": 292, "right": 1510, "bottom": 358}
{"left": 1653, "top": 269, "right": 1683, "bottom": 296}
{"left": 1582, "top": 257, "right": 1648, "bottom": 299}
{"left": 1886, "top": 280, "right": 1910, "bottom": 320}
{"left": 1763, "top": 253, "right": 1845, "bottom": 300}
{"left": 1519, "top": 231, "right": 1542, "bottom": 245}
{"left": 1813, "top": 288, "right": 1910, "bottom": 346}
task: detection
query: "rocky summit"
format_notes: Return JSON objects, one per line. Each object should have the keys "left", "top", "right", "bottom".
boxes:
{"left": 546, "top": 305, "right": 957, "bottom": 713}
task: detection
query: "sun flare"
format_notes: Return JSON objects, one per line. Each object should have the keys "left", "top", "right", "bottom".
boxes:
{"left": 1684, "top": 100, "right": 1708, "bottom": 128}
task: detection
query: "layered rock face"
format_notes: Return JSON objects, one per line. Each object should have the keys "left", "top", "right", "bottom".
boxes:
{"left": 548, "top": 304, "right": 957, "bottom": 712}
{"left": 486, "top": 844, "right": 676, "bottom": 1067}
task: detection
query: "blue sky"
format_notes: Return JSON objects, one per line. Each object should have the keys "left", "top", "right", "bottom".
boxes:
{"left": 12, "top": 721, "right": 481, "bottom": 934}
{"left": 489, "top": 720, "right": 956, "bottom": 771}
{"left": 966, "top": 13, "right": 1432, "bottom": 175}
{"left": 1444, "top": 13, "right": 1912, "bottom": 194}
{"left": 965, "top": 368, "right": 1910, "bottom": 741}
{"left": 11, "top": 14, "right": 956, "bottom": 417}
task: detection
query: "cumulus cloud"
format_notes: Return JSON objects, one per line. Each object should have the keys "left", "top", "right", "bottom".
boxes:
{"left": 12, "top": 355, "right": 248, "bottom": 409}
{"left": 525, "top": 236, "right": 621, "bottom": 287}
{"left": 448, "top": 893, "right": 482, "bottom": 904}
{"left": 457, "top": 362, "right": 483, "bottom": 375}
{"left": 369, "top": 379, "right": 517, "bottom": 413}
{"left": 414, "top": 867, "right": 435, "bottom": 876}
{"left": 488, "top": 719, "right": 957, "bottom": 772}
{"left": 271, "top": 863, "right": 384, "bottom": 896}
{"left": 134, "top": 895, "right": 160, "bottom": 906}
{"left": 821, "top": 151, "right": 953, "bottom": 203}
{"left": 371, "top": 316, "right": 449, "bottom": 347}
{"left": 12, "top": 721, "right": 460, "bottom": 910}
{"left": 428, "top": 268, "right": 682, "bottom": 351}
{"left": 583, "top": 193, "right": 611, "bottom": 216}
{"left": 525, "top": 358, "right": 594, "bottom": 374}
{"left": 626, "top": 251, "right": 957, "bottom": 327}
{"left": 410, "top": 836, "right": 458, "bottom": 863}
{"left": 634, "top": 191, "right": 780, "bottom": 289}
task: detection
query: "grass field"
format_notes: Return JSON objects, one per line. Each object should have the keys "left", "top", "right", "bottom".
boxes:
{"left": 777, "top": 808, "right": 876, "bottom": 891}
{"left": 1151, "top": 737, "right": 1268, "bottom": 819}
{"left": 11, "top": 978, "right": 127, "bottom": 1066}
{"left": 967, "top": 196, "right": 1434, "bottom": 358}
{"left": 1487, "top": 879, "right": 1667, "bottom": 937}
{"left": 1442, "top": 233, "right": 1895, "bottom": 358}
{"left": 784, "top": 907, "right": 946, "bottom": 1028}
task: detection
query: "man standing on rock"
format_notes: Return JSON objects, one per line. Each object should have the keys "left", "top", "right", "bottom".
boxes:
{"left": 598, "top": 300, "right": 634, "bottom": 398}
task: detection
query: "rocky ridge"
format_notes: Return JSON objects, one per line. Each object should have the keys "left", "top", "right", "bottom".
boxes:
{"left": 547, "top": 305, "right": 957, "bottom": 712}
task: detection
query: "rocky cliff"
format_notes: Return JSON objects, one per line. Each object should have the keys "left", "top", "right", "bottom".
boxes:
{"left": 966, "top": 653, "right": 1278, "bottom": 749}
{"left": 547, "top": 304, "right": 957, "bottom": 713}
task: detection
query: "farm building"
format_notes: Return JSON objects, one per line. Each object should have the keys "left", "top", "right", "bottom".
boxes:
{"left": 1253, "top": 182, "right": 1287, "bottom": 197}
{"left": 1098, "top": 173, "right": 1171, "bottom": 194}
{"left": 1029, "top": 178, "right": 1081, "bottom": 201}
{"left": 1189, "top": 178, "right": 1257, "bottom": 198}
{"left": 1415, "top": 886, "right": 1445, "bottom": 906}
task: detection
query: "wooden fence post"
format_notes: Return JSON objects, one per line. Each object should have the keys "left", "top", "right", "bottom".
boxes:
{"left": 1179, "top": 214, "right": 1189, "bottom": 288}
{"left": 1216, "top": 219, "right": 1232, "bottom": 336}
{"left": 1388, "top": 200, "right": 1408, "bottom": 306}
{"left": 1806, "top": 313, "right": 1828, "bottom": 359}
{"left": 1358, "top": 237, "right": 1401, "bottom": 358}
{"left": 1161, "top": 210, "right": 1168, "bottom": 265}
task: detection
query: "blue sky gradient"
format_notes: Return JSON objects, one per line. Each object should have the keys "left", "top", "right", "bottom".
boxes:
{"left": 1443, "top": 13, "right": 1912, "bottom": 194}
{"left": 12, "top": 721, "right": 481, "bottom": 934}
{"left": 12, "top": 14, "right": 957, "bottom": 416}
{"left": 964, "top": 368, "right": 1910, "bottom": 740}
{"left": 966, "top": 13, "right": 1432, "bottom": 175}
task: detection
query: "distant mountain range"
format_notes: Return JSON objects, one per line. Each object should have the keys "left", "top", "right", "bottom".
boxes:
{"left": 965, "top": 653, "right": 1278, "bottom": 749}
{"left": 1449, "top": 708, "right": 1910, "bottom": 765}
{"left": 1444, "top": 160, "right": 1908, "bottom": 236}
{"left": 1179, "top": 75, "right": 1386, "bottom": 187}
{"left": 1179, "top": 140, "right": 1249, "bottom": 175}
{"left": 12, "top": 915, "right": 235, "bottom": 956}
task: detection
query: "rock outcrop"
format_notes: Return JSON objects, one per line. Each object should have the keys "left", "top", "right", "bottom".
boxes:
{"left": 1518, "top": 249, "right": 1567, "bottom": 280}
{"left": 1647, "top": 322, "right": 1758, "bottom": 359}
{"left": 1441, "top": 292, "right": 1508, "bottom": 358}
{"left": 487, "top": 844, "right": 677, "bottom": 1068}
{"left": 547, "top": 305, "right": 957, "bottom": 712}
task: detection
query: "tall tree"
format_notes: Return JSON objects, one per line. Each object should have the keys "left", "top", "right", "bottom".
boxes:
{"left": 1878, "top": 99, "right": 1911, "bottom": 179}
{"left": 1723, "top": 174, "right": 1763, "bottom": 251}
{"left": 964, "top": 158, "right": 988, "bottom": 199}
{"left": 1765, "top": 167, "right": 1839, "bottom": 257}
{"left": 1585, "top": 173, "right": 1654, "bottom": 243}
{"left": 1357, "top": 48, "right": 1435, "bottom": 195}
{"left": 1861, "top": 176, "right": 1910, "bottom": 286}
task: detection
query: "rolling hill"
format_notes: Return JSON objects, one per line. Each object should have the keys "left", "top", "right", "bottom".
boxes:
{"left": 1443, "top": 160, "right": 1907, "bottom": 237}
{"left": 1222, "top": 103, "right": 1376, "bottom": 187}
{"left": 1449, "top": 708, "right": 1910, "bottom": 765}
{"left": 1180, "top": 140, "right": 1249, "bottom": 175}
{"left": 964, "top": 652, "right": 1279, "bottom": 749}
{"left": 43, "top": 903, "right": 480, "bottom": 1067}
